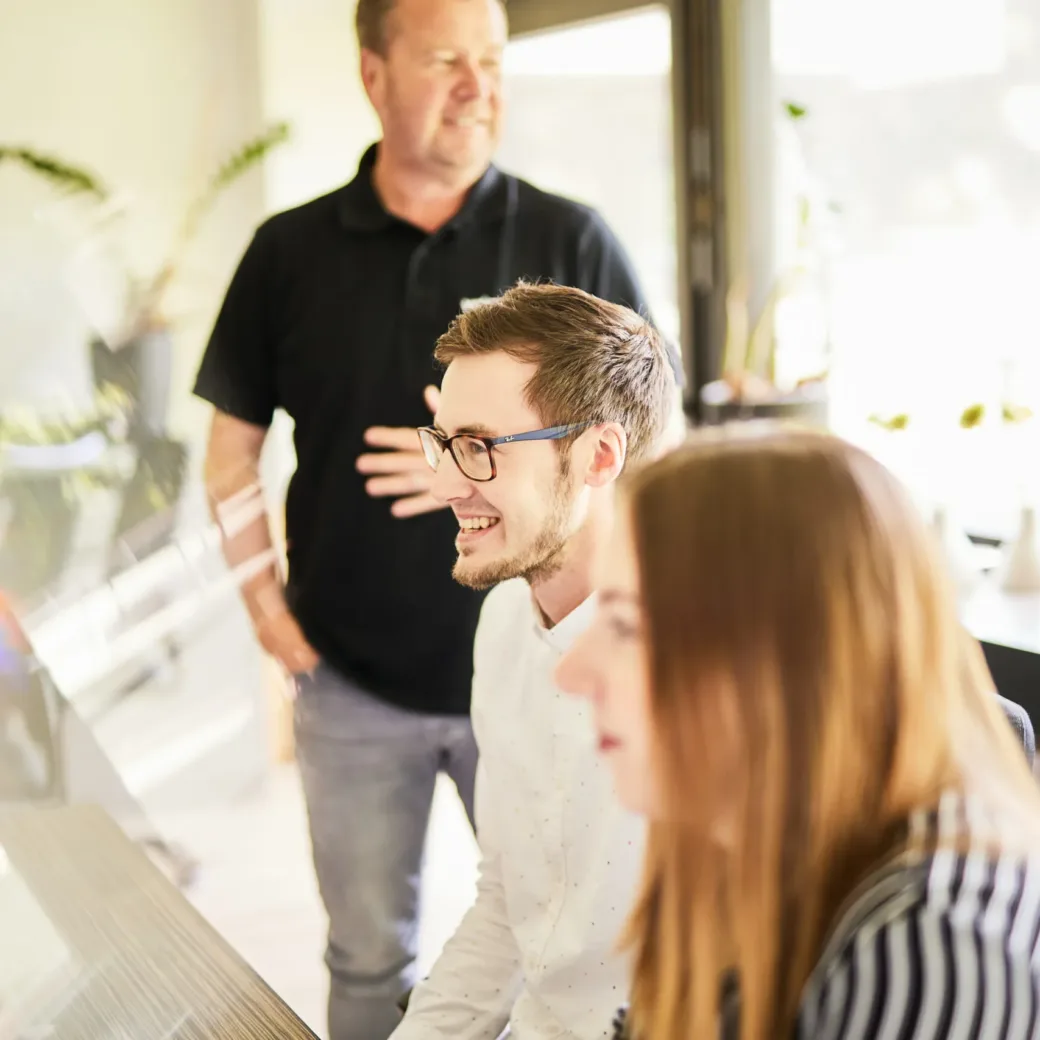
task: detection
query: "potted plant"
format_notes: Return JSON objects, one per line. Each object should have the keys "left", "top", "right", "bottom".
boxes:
{"left": 1, "top": 125, "right": 291, "bottom": 588}
{"left": 700, "top": 101, "right": 834, "bottom": 427}
{"left": 3, "top": 124, "right": 289, "bottom": 439}
{"left": 100, "top": 123, "right": 290, "bottom": 569}
{"left": 85, "top": 121, "right": 291, "bottom": 435}
{"left": 0, "top": 147, "right": 117, "bottom": 595}
{"left": 117, "top": 121, "right": 290, "bottom": 345}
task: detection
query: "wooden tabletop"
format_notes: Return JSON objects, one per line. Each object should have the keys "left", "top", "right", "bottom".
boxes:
{"left": 0, "top": 803, "right": 318, "bottom": 1040}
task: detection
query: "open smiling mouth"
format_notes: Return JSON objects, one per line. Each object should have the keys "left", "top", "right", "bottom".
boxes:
{"left": 456, "top": 516, "right": 500, "bottom": 543}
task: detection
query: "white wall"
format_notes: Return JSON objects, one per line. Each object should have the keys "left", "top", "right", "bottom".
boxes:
{"left": 258, "top": 0, "right": 379, "bottom": 213}
{"left": 0, "top": 0, "right": 267, "bottom": 445}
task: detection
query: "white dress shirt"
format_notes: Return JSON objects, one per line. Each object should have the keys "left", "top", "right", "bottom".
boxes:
{"left": 391, "top": 579, "right": 646, "bottom": 1040}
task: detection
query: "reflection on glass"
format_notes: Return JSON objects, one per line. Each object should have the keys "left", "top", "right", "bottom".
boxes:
{"left": 0, "top": 851, "right": 80, "bottom": 1036}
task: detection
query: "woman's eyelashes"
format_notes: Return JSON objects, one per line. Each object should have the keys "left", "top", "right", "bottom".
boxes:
{"left": 606, "top": 615, "right": 642, "bottom": 640}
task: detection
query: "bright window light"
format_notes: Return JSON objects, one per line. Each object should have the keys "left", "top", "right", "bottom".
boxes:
{"left": 504, "top": 6, "right": 671, "bottom": 77}
{"left": 773, "top": 0, "right": 1007, "bottom": 87}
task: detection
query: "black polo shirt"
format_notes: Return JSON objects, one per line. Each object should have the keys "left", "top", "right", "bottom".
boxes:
{"left": 194, "top": 144, "right": 672, "bottom": 716}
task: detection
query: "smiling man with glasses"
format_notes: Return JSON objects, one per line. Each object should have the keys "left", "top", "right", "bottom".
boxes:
{"left": 391, "top": 281, "right": 678, "bottom": 1040}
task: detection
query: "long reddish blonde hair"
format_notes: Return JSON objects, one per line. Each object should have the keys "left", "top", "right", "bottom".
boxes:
{"left": 621, "top": 427, "right": 1040, "bottom": 1040}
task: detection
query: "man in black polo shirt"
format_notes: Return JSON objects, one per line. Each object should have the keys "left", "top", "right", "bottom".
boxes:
{"left": 193, "top": 1, "right": 681, "bottom": 1038}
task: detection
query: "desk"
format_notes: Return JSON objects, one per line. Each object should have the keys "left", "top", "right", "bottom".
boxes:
{"left": 963, "top": 581, "right": 1040, "bottom": 731}
{"left": 0, "top": 804, "right": 317, "bottom": 1040}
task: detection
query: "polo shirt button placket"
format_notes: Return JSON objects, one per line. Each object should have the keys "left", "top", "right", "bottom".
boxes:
{"left": 405, "top": 234, "right": 449, "bottom": 316}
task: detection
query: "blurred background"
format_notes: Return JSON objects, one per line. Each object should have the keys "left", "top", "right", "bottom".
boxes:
{"left": 1, "top": 0, "right": 1039, "bottom": 1034}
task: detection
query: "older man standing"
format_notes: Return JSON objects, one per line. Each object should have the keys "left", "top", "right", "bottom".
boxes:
{"left": 193, "top": 1, "right": 682, "bottom": 1038}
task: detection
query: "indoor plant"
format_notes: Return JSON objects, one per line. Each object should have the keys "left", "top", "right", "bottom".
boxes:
{"left": 1, "top": 125, "right": 290, "bottom": 591}
{"left": 700, "top": 101, "right": 834, "bottom": 426}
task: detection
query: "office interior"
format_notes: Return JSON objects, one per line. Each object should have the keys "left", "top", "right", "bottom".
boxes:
{"left": 1, "top": 0, "right": 1039, "bottom": 1035}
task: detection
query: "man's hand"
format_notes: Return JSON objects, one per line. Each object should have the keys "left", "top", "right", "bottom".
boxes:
{"left": 357, "top": 385, "right": 446, "bottom": 519}
{"left": 255, "top": 608, "right": 320, "bottom": 678}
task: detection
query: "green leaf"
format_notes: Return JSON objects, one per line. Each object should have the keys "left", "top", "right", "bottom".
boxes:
{"left": 868, "top": 413, "right": 910, "bottom": 431}
{"left": 0, "top": 145, "right": 108, "bottom": 200}
{"left": 208, "top": 121, "right": 291, "bottom": 196}
{"left": 1002, "top": 403, "right": 1034, "bottom": 424}
{"left": 175, "top": 121, "right": 291, "bottom": 253}
{"left": 784, "top": 101, "right": 808, "bottom": 120}
{"left": 134, "top": 121, "right": 293, "bottom": 328}
{"left": 959, "top": 403, "right": 986, "bottom": 429}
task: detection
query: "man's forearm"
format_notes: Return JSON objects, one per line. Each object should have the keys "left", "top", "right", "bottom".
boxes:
{"left": 391, "top": 856, "right": 522, "bottom": 1040}
{"left": 204, "top": 456, "right": 284, "bottom": 625}
{"left": 392, "top": 754, "right": 522, "bottom": 1040}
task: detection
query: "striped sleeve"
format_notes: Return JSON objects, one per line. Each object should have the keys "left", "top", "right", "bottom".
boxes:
{"left": 804, "top": 851, "right": 1040, "bottom": 1040}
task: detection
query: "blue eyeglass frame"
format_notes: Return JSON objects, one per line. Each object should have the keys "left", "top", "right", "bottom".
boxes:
{"left": 417, "top": 422, "right": 596, "bottom": 482}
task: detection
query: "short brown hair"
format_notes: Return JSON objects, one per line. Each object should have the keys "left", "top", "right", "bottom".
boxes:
{"left": 356, "top": 0, "right": 507, "bottom": 57}
{"left": 434, "top": 281, "right": 676, "bottom": 464}
{"left": 355, "top": 0, "right": 396, "bottom": 55}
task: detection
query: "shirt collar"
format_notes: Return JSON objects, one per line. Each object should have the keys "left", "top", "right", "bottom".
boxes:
{"left": 531, "top": 592, "right": 598, "bottom": 652}
{"left": 336, "top": 142, "right": 510, "bottom": 232}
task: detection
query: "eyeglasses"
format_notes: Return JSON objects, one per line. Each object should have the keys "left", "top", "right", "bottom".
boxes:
{"left": 417, "top": 422, "right": 595, "bottom": 482}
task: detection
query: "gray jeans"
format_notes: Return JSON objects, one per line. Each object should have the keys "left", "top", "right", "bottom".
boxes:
{"left": 293, "top": 663, "right": 477, "bottom": 1040}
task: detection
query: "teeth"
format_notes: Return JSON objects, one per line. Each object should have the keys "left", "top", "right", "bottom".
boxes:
{"left": 459, "top": 516, "right": 498, "bottom": 530}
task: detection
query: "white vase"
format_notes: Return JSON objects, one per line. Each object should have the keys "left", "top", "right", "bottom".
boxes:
{"left": 931, "top": 505, "right": 981, "bottom": 594}
{"left": 1000, "top": 506, "right": 1040, "bottom": 593}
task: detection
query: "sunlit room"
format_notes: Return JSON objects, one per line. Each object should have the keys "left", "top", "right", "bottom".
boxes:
{"left": 2, "top": 0, "right": 1039, "bottom": 1037}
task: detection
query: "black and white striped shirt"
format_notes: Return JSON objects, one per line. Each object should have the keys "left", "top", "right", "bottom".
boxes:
{"left": 614, "top": 790, "right": 1040, "bottom": 1039}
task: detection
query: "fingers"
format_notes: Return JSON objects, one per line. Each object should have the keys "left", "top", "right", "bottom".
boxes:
{"left": 356, "top": 449, "right": 429, "bottom": 475}
{"left": 363, "top": 426, "right": 423, "bottom": 451}
{"left": 364, "top": 473, "right": 433, "bottom": 498}
{"left": 390, "top": 492, "right": 448, "bottom": 519}
{"left": 297, "top": 649, "right": 320, "bottom": 673}
{"left": 283, "top": 653, "right": 317, "bottom": 700}
{"left": 256, "top": 616, "right": 318, "bottom": 670}
{"left": 358, "top": 403, "right": 445, "bottom": 519}
{"left": 285, "top": 676, "right": 299, "bottom": 702}
{"left": 279, "top": 645, "right": 318, "bottom": 675}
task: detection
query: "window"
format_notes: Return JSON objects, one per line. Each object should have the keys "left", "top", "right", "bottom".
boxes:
{"left": 771, "top": 0, "right": 1040, "bottom": 538}
{"left": 497, "top": 5, "right": 680, "bottom": 345}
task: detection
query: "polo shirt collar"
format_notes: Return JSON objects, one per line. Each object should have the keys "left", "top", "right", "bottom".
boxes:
{"left": 336, "top": 142, "right": 509, "bottom": 232}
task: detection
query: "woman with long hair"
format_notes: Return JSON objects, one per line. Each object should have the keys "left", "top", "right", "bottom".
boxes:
{"left": 556, "top": 427, "right": 1040, "bottom": 1040}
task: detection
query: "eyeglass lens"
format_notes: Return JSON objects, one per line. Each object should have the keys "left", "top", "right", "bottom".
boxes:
{"left": 419, "top": 430, "right": 493, "bottom": 481}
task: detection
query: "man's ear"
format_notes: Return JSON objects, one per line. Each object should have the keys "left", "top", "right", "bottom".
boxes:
{"left": 584, "top": 423, "right": 627, "bottom": 488}
{"left": 359, "top": 48, "right": 384, "bottom": 109}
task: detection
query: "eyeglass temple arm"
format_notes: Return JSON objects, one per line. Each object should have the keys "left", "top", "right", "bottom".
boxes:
{"left": 494, "top": 423, "right": 593, "bottom": 445}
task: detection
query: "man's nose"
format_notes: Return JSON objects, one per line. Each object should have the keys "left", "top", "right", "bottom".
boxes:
{"left": 454, "top": 58, "right": 494, "bottom": 100}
